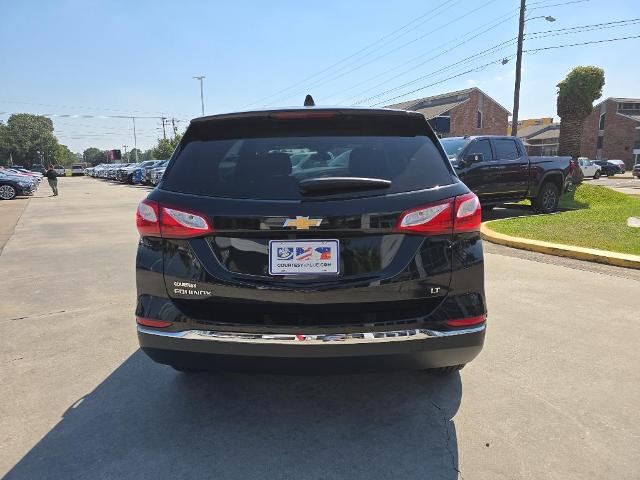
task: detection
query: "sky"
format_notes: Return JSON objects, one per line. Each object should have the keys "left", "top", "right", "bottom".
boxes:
{"left": 0, "top": 0, "right": 638, "bottom": 153}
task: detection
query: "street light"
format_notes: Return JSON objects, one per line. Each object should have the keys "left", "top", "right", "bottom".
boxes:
{"left": 511, "top": 0, "right": 557, "bottom": 137}
{"left": 193, "top": 75, "right": 206, "bottom": 116}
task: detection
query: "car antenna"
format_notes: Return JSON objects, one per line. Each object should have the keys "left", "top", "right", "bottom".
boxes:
{"left": 304, "top": 94, "right": 315, "bottom": 107}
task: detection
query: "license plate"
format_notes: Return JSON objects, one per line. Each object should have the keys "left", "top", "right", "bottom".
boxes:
{"left": 269, "top": 240, "right": 340, "bottom": 275}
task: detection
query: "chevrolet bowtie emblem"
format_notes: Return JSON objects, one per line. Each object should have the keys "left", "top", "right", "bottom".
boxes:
{"left": 283, "top": 216, "right": 323, "bottom": 230}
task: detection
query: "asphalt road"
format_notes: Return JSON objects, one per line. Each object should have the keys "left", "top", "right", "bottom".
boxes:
{"left": 1, "top": 178, "right": 639, "bottom": 480}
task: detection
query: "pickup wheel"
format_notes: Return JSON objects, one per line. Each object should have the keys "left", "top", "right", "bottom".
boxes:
{"left": 428, "top": 364, "right": 465, "bottom": 376}
{"left": 533, "top": 181, "right": 560, "bottom": 214}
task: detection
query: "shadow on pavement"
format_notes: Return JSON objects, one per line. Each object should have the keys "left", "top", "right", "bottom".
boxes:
{"left": 482, "top": 204, "right": 536, "bottom": 221}
{"left": 5, "top": 351, "right": 463, "bottom": 480}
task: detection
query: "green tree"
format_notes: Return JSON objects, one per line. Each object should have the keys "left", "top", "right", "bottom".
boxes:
{"left": 54, "top": 144, "right": 78, "bottom": 167}
{"left": 152, "top": 134, "right": 182, "bottom": 159}
{"left": 0, "top": 121, "right": 8, "bottom": 166}
{"left": 0, "top": 114, "right": 58, "bottom": 167}
{"left": 557, "top": 66, "right": 605, "bottom": 182}
{"left": 141, "top": 149, "right": 156, "bottom": 161}
{"left": 83, "top": 147, "right": 107, "bottom": 165}
{"left": 127, "top": 148, "right": 143, "bottom": 162}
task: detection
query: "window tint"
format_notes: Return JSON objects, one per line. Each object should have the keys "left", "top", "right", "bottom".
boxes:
{"left": 162, "top": 115, "right": 454, "bottom": 200}
{"left": 465, "top": 139, "right": 493, "bottom": 162}
{"left": 493, "top": 139, "right": 520, "bottom": 160}
{"left": 440, "top": 138, "right": 469, "bottom": 159}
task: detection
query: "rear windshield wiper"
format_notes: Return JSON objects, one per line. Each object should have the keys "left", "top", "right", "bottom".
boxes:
{"left": 299, "top": 177, "right": 391, "bottom": 195}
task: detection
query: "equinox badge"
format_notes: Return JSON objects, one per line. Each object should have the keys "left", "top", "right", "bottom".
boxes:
{"left": 283, "top": 216, "right": 323, "bottom": 230}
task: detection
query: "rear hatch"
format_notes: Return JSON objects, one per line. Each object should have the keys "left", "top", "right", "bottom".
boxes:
{"left": 145, "top": 109, "right": 469, "bottom": 329}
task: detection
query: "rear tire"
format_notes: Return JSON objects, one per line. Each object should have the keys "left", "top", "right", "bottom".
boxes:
{"left": 428, "top": 364, "right": 465, "bottom": 376}
{"left": 593, "top": 170, "right": 601, "bottom": 179}
{"left": 533, "top": 181, "right": 560, "bottom": 214}
{"left": 0, "top": 185, "right": 17, "bottom": 200}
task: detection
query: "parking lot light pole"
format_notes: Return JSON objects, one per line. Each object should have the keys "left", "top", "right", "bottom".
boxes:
{"left": 511, "top": 0, "right": 556, "bottom": 137}
{"left": 193, "top": 75, "right": 205, "bottom": 116}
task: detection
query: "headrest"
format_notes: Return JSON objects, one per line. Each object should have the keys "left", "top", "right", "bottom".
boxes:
{"left": 235, "top": 152, "right": 292, "bottom": 180}
{"left": 348, "top": 148, "right": 390, "bottom": 179}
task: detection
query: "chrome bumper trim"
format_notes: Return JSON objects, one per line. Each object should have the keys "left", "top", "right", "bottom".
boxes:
{"left": 137, "top": 324, "right": 485, "bottom": 345}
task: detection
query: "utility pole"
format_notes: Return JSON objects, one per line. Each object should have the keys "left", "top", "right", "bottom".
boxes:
{"left": 511, "top": 0, "right": 526, "bottom": 137}
{"left": 132, "top": 117, "right": 138, "bottom": 161}
{"left": 193, "top": 75, "right": 205, "bottom": 116}
{"left": 123, "top": 145, "right": 128, "bottom": 159}
{"left": 161, "top": 117, "right": 168, "bottom": 140}
{"left": 171, "top": 118, "right": 178, "bottom": 137}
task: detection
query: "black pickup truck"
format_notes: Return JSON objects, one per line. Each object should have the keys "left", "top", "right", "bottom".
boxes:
{"left": 440, "top": 135, "right": 572, "bottom": 213}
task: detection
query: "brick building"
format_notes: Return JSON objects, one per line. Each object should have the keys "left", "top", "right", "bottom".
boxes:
{"left": 581, "top": 97, "right": 640, "bottom": 169}
{"left": 386, "top": 88, "right": 510, "bottom": 138}
{"left": 510, "top": 118, "right": 560, "bottom": 156}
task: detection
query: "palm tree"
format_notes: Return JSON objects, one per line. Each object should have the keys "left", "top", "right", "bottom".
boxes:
{"left": 557, "top": 66, "right": 605, "bottom": 183}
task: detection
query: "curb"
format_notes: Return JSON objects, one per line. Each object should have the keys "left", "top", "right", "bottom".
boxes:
{"left": 481, "top": 222, "right": 640, "bottom": 270}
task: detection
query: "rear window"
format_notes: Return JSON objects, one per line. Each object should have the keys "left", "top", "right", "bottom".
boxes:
{"left": 162, "top": 113, "right": 454, "bottom": 200}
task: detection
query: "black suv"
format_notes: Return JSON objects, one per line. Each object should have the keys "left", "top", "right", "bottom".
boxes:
{"left": 135, "top": 107, "right": 486, "bottom": 373}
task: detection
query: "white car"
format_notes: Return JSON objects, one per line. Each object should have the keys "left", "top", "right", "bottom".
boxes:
{"left": 606, "top": 159, "right": 626, "bottom": 173}
{"left": 577, "top": 158, "right": 601, "bottom": 179}
{"left": 54, "top": 165, "right": 66, "bottom": 176}
{"left": 71, "top": 164, "right": 85, "bottom": 176}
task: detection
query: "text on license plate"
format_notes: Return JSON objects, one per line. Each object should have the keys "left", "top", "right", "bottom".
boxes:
{"left": 269, "top": 240, "right": 340, "bottom": 275}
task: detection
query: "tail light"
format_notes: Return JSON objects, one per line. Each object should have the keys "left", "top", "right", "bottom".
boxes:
{"left": 453, "top": 192, "right": 481, "bottom": 232}
{"left": 136, "top": 200, "right": 160, "bottom": 237}
{"left": 394, "top": 192, "right": 481, "bottom": 235}
{"left": 445, "top": 314, "right": 486, "bottom": 327}
{"left": 136, "top": 199, "right": 213, "bottom": 238}
{"left": 136, "top": 317, "right": 173, "bottom": 328}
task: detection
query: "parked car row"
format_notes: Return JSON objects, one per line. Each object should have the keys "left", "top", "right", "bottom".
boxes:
{"left": 0, "top": 167, "right": 42, "bottom": 200}
{"left": 577, "top": 157, "right": 626, "bottom": 178}
{"left": 85, "top": 160, "right": 169, "bottom": 186}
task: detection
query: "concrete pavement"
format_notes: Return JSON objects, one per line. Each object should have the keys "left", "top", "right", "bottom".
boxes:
{"left": 1, "top": 178, "right": 639, "bottom": 479}
{"left": 588, "top": 176, "right": 640, "bottom": 196}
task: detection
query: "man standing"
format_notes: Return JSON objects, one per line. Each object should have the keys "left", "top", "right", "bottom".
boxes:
{"left": 45, "top": 165, "right": 58, "bottom": 196}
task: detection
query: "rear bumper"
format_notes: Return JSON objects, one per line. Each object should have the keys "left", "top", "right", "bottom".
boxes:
{"left": 138, "top": 324, "right": 485, "bottom": 371}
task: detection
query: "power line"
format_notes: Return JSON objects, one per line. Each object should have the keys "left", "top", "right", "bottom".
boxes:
{"left": 350, "top": 16, "right": 637, "bottom": 106}
{"left": 0, "top": 99, "right": 189, "bottom": 117}
{"left": 527, "top": 0, "right": 591, "bottom": 11}
{"left": 264, "top": 0, "right": 502, "bottom": 107}
{"left": 257, "top": 0, "right": 594, "bottom": 108}
{"left": 328, "top": 12, "right": 519, "bottom": 103}
{"left": 370, "top": 56, "right": 512, "bottom": 107}
{"left": 526, "top": 18, "right": 640, "bottom": 38}
{"left": 240, "top": 0, "right": 460, "bottom": 109}
{"left": 368, "top": 34, "right": 640, "bottom": 108}
{"left": 351, "top": 38, "right": 517, "bottom": 106}
{"left": 523, "top": 34, "right": 640, "bottom": 53}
